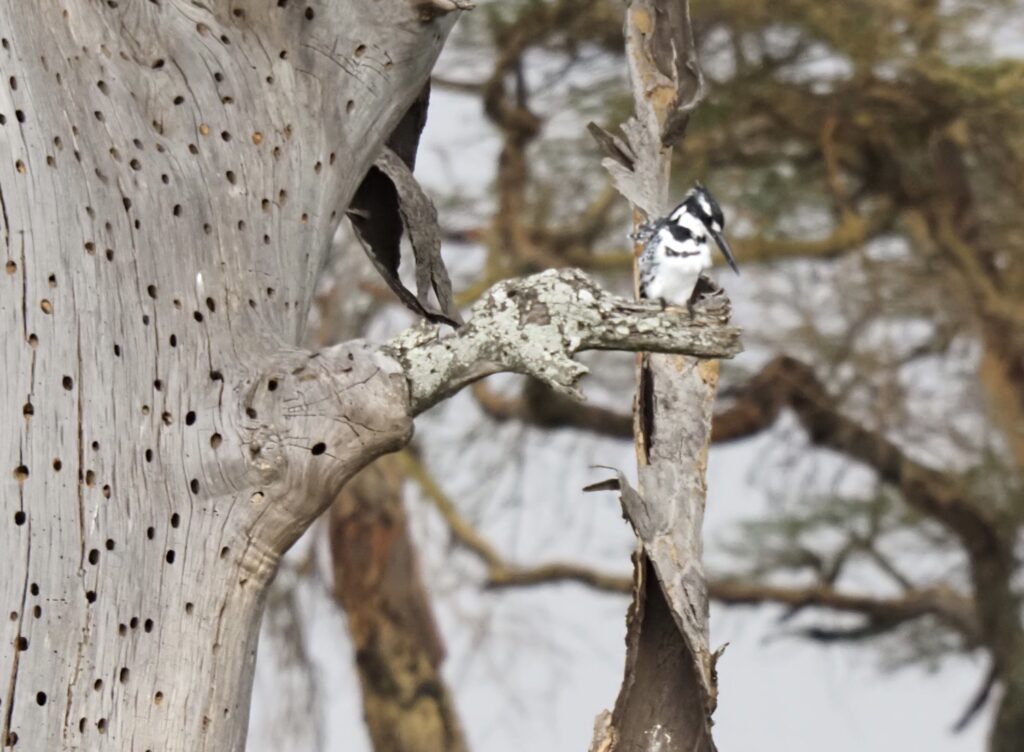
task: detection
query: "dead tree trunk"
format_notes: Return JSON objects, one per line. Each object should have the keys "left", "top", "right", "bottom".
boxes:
{"left": 0, "top": 3, "right": 738, "bottom": 751}
{"left": 0, "top": 3, "right": 457, "bottom": 749}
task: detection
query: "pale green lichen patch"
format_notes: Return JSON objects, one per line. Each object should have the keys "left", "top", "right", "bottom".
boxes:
{"left": 383, "top": 268, "right": 740, "bottom": 415}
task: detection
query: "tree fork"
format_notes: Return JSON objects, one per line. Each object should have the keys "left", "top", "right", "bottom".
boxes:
{"left": 0, "top": 4, "right": 739, "bottom": 751}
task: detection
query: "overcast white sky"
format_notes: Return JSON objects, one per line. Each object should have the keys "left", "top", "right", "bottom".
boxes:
{"left": 250, "top": 415, "right": 989, "bottom": 752}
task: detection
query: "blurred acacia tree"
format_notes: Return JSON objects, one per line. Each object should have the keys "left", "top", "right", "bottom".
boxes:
{"left": 268, "top": 1, "right": 1024, "bottom": 750}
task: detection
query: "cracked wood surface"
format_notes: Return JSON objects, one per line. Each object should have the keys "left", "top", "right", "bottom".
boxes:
{"left": 590, "top": 1, "right": 724, "bottom": 751}
{"left": 0, "top": 2, "right": 741, "bottom": 751}
{"left": 0, "top": 2, "right": 454, "bottom": 750}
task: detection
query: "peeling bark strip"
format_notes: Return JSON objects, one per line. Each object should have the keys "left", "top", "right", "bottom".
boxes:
{"left": 588, "top": 1, "right": 728, "bottom": 750}
{"left": 586, "top": 466, "right": 721, "bottom": 748}
{"left": 348, "top": 85, "right": 462, "bottom": 327}
{"left": 372, "top": 148, "right": 461, "bottom": 325}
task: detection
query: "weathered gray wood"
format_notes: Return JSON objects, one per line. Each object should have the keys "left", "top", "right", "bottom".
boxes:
{"left": 590, "top": 1, "right": 725, "bottom": 750}
{"left": 0, "top": 3, "right": 455, "bottom": 750}
{"left": 0, "top": 3, "right": 738, "bottom": 751}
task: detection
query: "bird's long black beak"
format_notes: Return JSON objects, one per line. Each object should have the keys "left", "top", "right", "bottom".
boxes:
{"left": 711, "top": 230, "right": 740, "bottom": 274}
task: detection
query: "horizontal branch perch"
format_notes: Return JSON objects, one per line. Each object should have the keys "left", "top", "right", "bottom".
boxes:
{"left": 383, "top": 268, "right": 742, "bottom": 414}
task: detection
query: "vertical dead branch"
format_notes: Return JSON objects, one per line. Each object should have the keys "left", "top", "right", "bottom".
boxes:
{"left": 590, "top": 1, "right": 723, "bottom": 750}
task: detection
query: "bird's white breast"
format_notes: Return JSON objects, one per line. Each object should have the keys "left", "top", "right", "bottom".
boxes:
{"left": 646, "top": 227, "right": 712, "bottom": 304}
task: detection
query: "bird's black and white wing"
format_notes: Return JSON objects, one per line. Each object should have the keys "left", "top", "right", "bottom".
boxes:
{"left": 637, "top": 219, "right": 666, "bottom": 299}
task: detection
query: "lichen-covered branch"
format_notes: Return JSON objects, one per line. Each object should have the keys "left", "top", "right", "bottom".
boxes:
{"left": 384, "top": 268, "right": 740, "bottom": 414}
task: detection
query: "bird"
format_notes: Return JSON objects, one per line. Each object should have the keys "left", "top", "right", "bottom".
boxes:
{"left": 637, "top": 183, "right": 739, "bottom": 306}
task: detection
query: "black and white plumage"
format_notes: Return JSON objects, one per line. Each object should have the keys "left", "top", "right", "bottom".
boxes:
{"left": 637, "top": 183, "right": 739, "bottom": 305}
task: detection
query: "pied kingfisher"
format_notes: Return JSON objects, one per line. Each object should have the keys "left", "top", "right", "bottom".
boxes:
{"left": 638, "top": 183, "right": 739, "bottom": 305}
